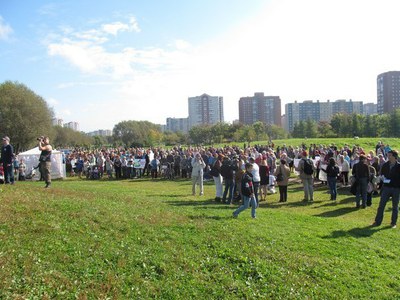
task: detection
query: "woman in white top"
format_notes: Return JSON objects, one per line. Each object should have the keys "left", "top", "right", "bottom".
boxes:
{"left": 338, "top": 155, "right": 350, "bottom": 186}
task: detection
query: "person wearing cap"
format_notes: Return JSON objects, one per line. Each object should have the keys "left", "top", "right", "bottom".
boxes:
{"left": 1, "top": 136, "right": 15, "bottom": 184}
{"left": 38, "top": 136, "right": 53, "bottom": 188}
{"left": 372, "top": 150, "right": 400, "bottom": 229}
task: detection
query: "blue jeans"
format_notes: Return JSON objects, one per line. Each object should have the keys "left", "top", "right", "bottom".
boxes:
{"left": 374, "top": 186, "right": 400, "bottom": 226}
{"left": 356, "top": 177, "right": 368, "bottom": 206}
{"left": 302, "top": 177, "right": 314, "bottom": 200}
{"left": 233, "top": 195, "right": 257, "bottom": 218}
{"left": 253, "top": 182, "right": 260, "bottom": 204}
{"left": 222, "top": 178, "right": 234, "bottom": 202}
{"left": 327, "top": 177, "right": 337, "bottom": 200}
{"left": 3, "top": 164, "right": 14, "bottom": 184}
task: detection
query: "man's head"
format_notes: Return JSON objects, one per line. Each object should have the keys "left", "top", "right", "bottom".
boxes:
{"left": 387, "top": 150, "right": 398, "bottom": 162}
{"left": 2, "top": 136, "right": 10, "bottom": 144}
{"left": 245, "top": 162, "right": 253, "bottom": 172}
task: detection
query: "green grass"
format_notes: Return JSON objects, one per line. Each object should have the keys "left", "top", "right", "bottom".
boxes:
{"left": 0, "top": 177, "right": 399, "bottom": 299}
{"left": 251, "top": 137, "right": 400, "bottom": 151}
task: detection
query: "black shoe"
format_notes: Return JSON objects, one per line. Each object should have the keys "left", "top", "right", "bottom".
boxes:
{"left": 45, "top": 183, "right": 51, "bottom": 188}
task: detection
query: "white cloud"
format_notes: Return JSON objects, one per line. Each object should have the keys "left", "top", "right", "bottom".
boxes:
{"left": 0, "top": 16, "right": 13, "bottom": 40}
{"left": 102, "top": 16, "right": 140, "bottom": 35}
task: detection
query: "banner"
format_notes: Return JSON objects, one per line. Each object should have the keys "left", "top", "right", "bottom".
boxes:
{"left": 134, "top": 159, "right": 146, "bottom": 169}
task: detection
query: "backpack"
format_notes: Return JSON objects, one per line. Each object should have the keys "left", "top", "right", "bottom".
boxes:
{"left": 303, "top": 159, "right": 314, "bottom": 175}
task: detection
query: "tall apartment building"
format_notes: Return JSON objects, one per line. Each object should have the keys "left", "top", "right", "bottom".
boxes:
{"left": 377, "top": 71, "right": 400, "bottom": 114}
{"left": 87, "top": 129, "right": 112, "bottom": 137}
{"left": 238, "top": 93, "right": 281, "bottom": 126}
{"left": 166, "top": 117, "right": 189, "bottom": 133}
{"left": 363, "top": 103, "right": 378, "bottom": 115}
{"left": 285, "top": 99, "right": 363, "bottom": 132}
{"left": 52, "top": 118, "right": 63, "bottom": 126}
{"left": 188, "top": 93, "right": 224, "bottom": 129}
{"left": 64, "top": 121, "right": 79, "bottom": 131}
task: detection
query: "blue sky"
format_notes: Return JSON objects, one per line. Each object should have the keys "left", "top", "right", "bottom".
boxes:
{"left": 1, "top": 0, "right": 400, "bottom": 132}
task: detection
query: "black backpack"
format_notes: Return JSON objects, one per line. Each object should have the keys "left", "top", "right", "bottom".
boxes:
{"left": 303, "top": 159, "right": 314, "bottom": 175}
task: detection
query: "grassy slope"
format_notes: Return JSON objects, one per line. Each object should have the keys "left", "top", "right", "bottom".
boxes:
{"left": 0, "top": 177, "right": 399, "bottom": 299}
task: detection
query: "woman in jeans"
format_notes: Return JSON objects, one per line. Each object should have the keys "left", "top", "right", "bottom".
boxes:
{"left": 322, "top": 157, "right": 340, "bottom": 201}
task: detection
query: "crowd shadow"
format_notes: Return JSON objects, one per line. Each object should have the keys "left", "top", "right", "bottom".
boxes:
{"left": 322, "top": 225, "right": 390, "bottom": 239}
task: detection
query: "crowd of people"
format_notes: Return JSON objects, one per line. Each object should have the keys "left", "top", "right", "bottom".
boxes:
{"left": 1, "top": 137, "right": 399, "bottom": 227}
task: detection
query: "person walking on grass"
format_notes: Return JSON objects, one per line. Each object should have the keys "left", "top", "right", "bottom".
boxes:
{"left": 372, "top": 150, "right": 400, "bottom": 229}
{"left": 232, "top": 162, "right": 257, "bottom": 219}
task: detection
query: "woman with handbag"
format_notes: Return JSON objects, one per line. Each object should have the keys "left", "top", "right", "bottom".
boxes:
{"left": 274, "top": 159, "right": 291, "bottom": 202}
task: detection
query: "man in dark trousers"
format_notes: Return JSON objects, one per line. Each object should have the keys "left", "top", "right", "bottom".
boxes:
{"left": 1, "top": 136, "right": 15, "bottom": 184}
{"left": 372, "top": 150, "right": 400, "bottom": 229}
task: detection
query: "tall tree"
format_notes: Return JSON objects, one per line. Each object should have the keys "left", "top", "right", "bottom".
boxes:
{"left": 0, "top": 81, "right": 54, "bottom": 152}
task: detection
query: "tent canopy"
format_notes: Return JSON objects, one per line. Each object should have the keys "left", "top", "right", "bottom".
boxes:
{"left": 18, "top": 147, "right": 66, "bottom": 179}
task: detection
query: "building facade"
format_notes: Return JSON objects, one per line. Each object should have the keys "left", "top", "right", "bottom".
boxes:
{"left": 63, "top": 121, "right": 80, "bottom": 131}
{"left": 52, "top": 118, "right": 64, "bottom": 126}
{"left": 166, "top": 117, "right": 189, "bottom": 133}
{"left": 87, "top": 129, "right": 112, "bottom": 137}
{"left": 363, "top": 103, "right": 378, "bottom": 115}
{"left": 285, "top": 99, "right": 363, "bottom": 132}
{"left": 377, "top": 71, "right": 400, "bottom": 114}
{"left": 188, "top": 93, "right": 224, "bottom": 129}
{"left": 238, "top": 93, "right": 281, "bottom": 126}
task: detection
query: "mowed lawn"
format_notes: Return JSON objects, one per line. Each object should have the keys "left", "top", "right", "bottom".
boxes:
{"left": 0, "top": 177, "right": 399, "bottom": 299}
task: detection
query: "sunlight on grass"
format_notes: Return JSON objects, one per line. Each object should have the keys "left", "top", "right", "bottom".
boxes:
{"left": 0, "top": 177, "right": 399, "bottom": 299}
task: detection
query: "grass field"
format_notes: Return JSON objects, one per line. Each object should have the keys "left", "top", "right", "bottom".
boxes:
{"left": 1, "top": 175, "right": 399, "bottom": 299}
{"left": 251, "top": 137, "right": 400, "bottom": 152}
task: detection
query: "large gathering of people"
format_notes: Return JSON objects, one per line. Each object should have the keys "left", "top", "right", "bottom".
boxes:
{"left": 1, "top": 137, "right": 399, "bottom": 228}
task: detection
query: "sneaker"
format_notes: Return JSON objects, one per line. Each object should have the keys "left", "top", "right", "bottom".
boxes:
{"left": 371, "top": 222, "right": 380, "bottom": 227}
{"left": 45, "top": 183, "right": 51, "bottom": 188}
{"left": 232, "top": 212, "right": 238, "bottom": 218}
{"left": 391, "top": 224, "right": 397, "bottom": 229}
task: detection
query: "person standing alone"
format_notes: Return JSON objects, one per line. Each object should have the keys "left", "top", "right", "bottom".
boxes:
{"left": 38, "top": 136, "right": 52, "bottom": 188}
{"left": 1, "top": 136, "right": 15, "bottom": 184}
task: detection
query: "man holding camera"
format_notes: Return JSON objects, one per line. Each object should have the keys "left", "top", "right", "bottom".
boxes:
{"left": 1, "top": 136, "right": 15, "bottom": 184}
{"left": 38, "top": 136, "right": 52, "bottom": 188}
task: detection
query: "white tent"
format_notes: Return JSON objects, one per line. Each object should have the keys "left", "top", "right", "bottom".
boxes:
{"left": 17, "top": 147, "right": 66, "bottom": 179}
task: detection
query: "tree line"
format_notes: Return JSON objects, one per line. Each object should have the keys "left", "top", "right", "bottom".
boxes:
{"left": 291, "top": 111, "right": 400, "bottom": 138}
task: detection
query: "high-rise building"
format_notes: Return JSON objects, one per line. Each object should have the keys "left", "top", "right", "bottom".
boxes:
{"left": 52, "top": 118, "right": 63, "bottom": 126}
{"left": 64, "top": 121, "right": 79, "bottom": 131}
{"left": 188, "top": 93, "right": 224, "bottom": 129}
{"left": 285, "top": 99, "right": 363, "bottom": 132}
{"left": 377, "top": 71, "right": 400, "bottom": 114}
{"left": 238, "top": 93, "right": 281, "bottom": 126}
{"left": 363, "top": 103, "right": 378, "bottom": 115}
{"left": 166, "top": 117, "right": 189, "bottom": 133}
{"left": 87, "top": 129, "right": 112, "bottom": 137}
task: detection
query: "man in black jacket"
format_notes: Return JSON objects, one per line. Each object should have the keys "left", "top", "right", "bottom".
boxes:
{"left": 1, "top": 136, "right": 15, "bottom": 184}
{"left": 372, "top": 150, "right": 400, "bottom": 228}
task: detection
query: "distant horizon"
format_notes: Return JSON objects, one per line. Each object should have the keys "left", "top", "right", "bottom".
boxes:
{"left": 1, "top": 0, "right": 399, "bottom": 132}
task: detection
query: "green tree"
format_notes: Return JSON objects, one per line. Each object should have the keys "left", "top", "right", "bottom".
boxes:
{"left": 317, "top": 121, "right": 336, "bottom": 138}
{"left": 113, "top": 120, "right": 161, "bottom": 147}
{"left": 252, "top": 121, "right": 268, "bottom": 141}
{"left": 0, "top": 81, "right": 54, "bottom": 152}
{"left": 189, "top": 125, "right": 212, "bottom": 145}
{"left": 305, "top": 119, "right": 318, "bottom": 138}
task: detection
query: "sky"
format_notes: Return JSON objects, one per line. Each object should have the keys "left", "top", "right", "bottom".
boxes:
{"left": 1, "top": 0, "right": 400, "bottom": 132}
